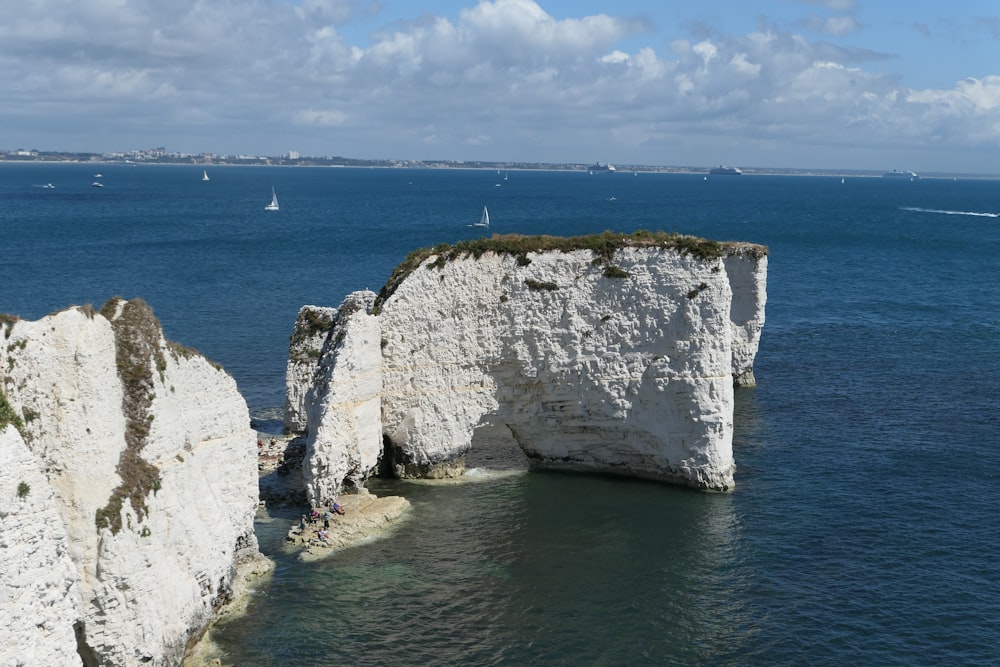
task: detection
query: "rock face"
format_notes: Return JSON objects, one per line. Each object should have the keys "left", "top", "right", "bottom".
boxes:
{"left": 0, "top": 300, "right": 263, "bottom": 667}
{"left": 287, "top": 234, "right": 767, "bottom": 500}
{"left": 0, "top": 425, "right": 82, "bottom": 667}
{"left": 298, "top": 292, "right": 383, "bottom": 505}
{"left": 725, "top": 253, "right": 768, "bottom": 387}
{"left": 284, "top": 305, "right": 338, "bottom": 433}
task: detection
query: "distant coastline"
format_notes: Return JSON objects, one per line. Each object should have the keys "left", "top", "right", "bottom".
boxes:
{"left": 1, "top": 149, "right": 996, "bottom": 180}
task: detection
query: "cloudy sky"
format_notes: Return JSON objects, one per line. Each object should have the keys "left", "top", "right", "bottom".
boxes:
{"left": 2, "top": 0, "right": 999, "bottom": 172}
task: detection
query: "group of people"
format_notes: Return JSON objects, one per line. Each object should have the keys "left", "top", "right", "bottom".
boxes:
{"left": 297, "top": 500, "right": 347, "bottom": 545}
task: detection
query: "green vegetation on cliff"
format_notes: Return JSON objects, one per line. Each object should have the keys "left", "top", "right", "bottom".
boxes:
{"left": 1, "top": 314, "right": 18, "bottom": 340}
{"left": 0, "top": 389, "right": 25, "bottom": 437}
{"left": 95, "top": 298, "right": 164, "bottom": 535}
{"left": 372, "top": 230, "right": 767, "bottom": 314}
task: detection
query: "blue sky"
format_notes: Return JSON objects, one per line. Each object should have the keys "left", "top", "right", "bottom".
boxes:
{"left": 2, "top": 0, "right": 999, "bottom": 173}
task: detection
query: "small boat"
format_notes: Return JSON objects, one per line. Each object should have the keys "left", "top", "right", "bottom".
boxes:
{"left": 42, "top": 183, "right": 55, "bottom": 189}
{"left": 202, "top": 170, "right": 210, "bottom": 181}
{"left": 264, "top": 187, "right": 279, "bottom": 211}
{"left": 91, "top": 181, "right": 103, "bottom": 188}
{"left": 93, "top": 173, "right": 103, "bottom": 178}
{"left": 472, "top": 206, "right": 489, "bottom": 228}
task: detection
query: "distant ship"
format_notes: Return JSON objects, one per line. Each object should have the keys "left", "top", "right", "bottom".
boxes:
{"left": 588, "top": 162, "right": 616, "bottom": 172}
{"left": 883, "top": 170, "right": 918, "bottom": 180}
{"left": 709, "top": 165, "right": 742, "bottom": 175}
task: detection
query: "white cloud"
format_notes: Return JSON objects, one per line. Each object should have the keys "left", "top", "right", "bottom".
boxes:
{"left": 600, "top": 50, "right": 630, "bottom": 65}
{"left": 795, "top": 0, "right": 858, "bottom": 11}
{"left": 907, "top": 76, "right": 1000, "bottom": 114}
{"left": 798, "top": 14, "right": 861, "bottom": 36}
{"left": 729, "top": 53, "right": 762, "bottom": 77}
{"left": 0, "top": 0, "right": 998, "bottom": 171}
{"left": 692, "top": 41, "right": 720, "bottom": 66}
{"left": 905, "top": 76, "right": 1000, "bottom": 146}
{"left": 293, "top": 109, "right": 350, "bottom": 127}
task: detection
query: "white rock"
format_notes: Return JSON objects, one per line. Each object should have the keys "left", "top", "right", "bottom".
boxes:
{"left": 302, "top": 292, "right": 383, "bottom": 505}
{"left": 0, "top": 425, "right": 82, "bottom": 667}
{"left": 284, "top": 305, "right": 338, "bottom": 433}
{"left": 292, "top": 241, "right": 767, "bottom": 494}
{"left": 726, "top": 248, "right": 768, "bottom": 386}
{"left": 0, "top": 301, "right": 262, "bottom": 666}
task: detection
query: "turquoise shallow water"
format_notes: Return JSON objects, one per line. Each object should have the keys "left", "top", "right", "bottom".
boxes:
{"left": 3, "top": 164, "right": 1000, "bottom": 664}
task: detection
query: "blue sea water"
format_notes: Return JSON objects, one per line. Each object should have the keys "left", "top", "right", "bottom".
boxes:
{"left": 3, "top": 164, "right": 1000, "bottom": 665}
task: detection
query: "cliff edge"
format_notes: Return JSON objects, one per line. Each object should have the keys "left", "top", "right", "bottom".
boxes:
{"left": 0, "top": 299, "right": 266, "bottom": 666}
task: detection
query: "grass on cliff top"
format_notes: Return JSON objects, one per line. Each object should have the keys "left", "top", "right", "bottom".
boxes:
{"left": 289, "top": 307, "right": 336, "bottom": 351}
{"left": 372, "top": 230, "right": 767, "bottom": 314}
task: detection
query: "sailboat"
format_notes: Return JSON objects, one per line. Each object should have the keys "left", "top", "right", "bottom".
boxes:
{"left": 202, "top": 170, "right": 210, "bottom": 181}
{"left": 472, "top": 206, "right": 489, "bottom": 228}
{"left": 264, "top": 187, "right": 279, "bottom": 211}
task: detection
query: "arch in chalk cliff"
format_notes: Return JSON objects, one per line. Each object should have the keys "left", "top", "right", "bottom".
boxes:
{"left": 375, "top": 246, "right": 751, "bottom": 492}
{"left": 295, "top": 234, "right": 765, "bottom": 499}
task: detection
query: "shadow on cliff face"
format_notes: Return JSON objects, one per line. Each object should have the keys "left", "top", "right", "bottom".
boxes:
{"left": 466, "top": 423, "right": 530, "bottom": 471}
{"left": 257, "top": 434, "right": 308, "bottom": 505}
{"left": 379, "top": 422, "right": 530, "bottom": 480}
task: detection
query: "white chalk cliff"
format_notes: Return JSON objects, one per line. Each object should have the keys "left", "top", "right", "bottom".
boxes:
{"left": 288, "top": 233, "right": 767, "bottom": 502}
{"left": 0, "top": 299, "right": 264, "bottom": 666}
{"left": 284, "top": 305, "right": 338, "bottom": 433}
{"left": 292, "top": 293, "right": 383, "bottom": 506}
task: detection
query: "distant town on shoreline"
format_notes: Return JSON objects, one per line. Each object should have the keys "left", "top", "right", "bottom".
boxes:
{"left": 2, "top": 146, "right": 995, "bottom": 179}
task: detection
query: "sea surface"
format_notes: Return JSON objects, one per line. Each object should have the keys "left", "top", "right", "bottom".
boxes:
{"left": 3, "top": 163, "right": 999, "bottom": 665}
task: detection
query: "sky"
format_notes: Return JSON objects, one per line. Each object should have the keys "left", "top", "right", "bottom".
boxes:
{"left": 2, "top": 0, "right": 999, "bottom": 173}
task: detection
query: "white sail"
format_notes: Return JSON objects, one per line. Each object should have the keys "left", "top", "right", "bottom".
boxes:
{"left": 202, "top": 170, "right": 210, "bottom": 181}
{"left": 264, "top": 187, "right": 279, "bottom": 211}
{"left": 473, "top": 206, "right": 489, "bottom": 227}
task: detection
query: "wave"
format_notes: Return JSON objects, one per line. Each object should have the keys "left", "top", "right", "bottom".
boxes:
{"left": 403, "top": 467, "right": 527, "bottom": 486}
{"left": 901, "top": 206, "right": 1000, "bottom": 218}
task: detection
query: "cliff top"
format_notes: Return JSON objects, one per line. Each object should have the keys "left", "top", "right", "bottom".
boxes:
{"left": 373, "top": 230, "right": 768, "bottom": 314}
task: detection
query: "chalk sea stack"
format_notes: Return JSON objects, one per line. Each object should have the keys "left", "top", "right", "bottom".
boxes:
{"left": 285, "top": 231, "right": 767, "bottom": 503}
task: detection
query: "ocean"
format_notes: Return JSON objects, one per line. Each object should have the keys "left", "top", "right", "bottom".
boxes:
{"left": 3, "top": 163, "right": 999, "bottom": 665}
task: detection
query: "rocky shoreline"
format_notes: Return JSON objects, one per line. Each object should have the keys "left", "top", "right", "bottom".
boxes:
{"left": 182, "top": 431, "right": 410, "bottom": 666}
{"left": 285, "top": 489, "right": 411, "bottom": 562}
{"left": 254, "top": 431, "right": 411, "bottom": 559}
